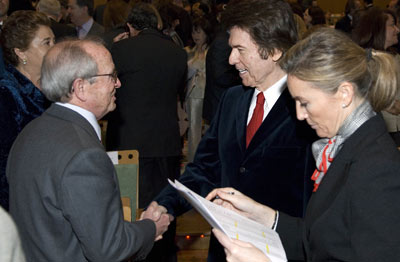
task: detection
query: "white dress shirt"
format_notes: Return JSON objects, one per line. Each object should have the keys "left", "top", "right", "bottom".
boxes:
{"left": 76, "top": 18, "right": 94, "bottom": 39}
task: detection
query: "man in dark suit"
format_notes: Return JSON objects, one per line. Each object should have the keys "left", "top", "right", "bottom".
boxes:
{"left": 36, "top": 0, "right": 76, "bottom": 42}
{"left": 334, "top": 0, "right": 362, "bottom": 35}
{"left": 67, "top": 0, "right": 104, "bottom": 39}
{"left": 153, "top": 1, "right": 316, "bottom": 261}
{"left": 6, "top": 39, "right": 170, "bottom": 261}
{"left": 107, "top": 3, "right": 187, "bottom": 262}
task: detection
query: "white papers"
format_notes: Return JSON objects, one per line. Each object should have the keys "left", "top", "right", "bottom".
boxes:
{"left": 168, "top": 179, "right": 287, "bottom": 262}
{"left": 106, "top": 151, "right": 119, "bottom": 165}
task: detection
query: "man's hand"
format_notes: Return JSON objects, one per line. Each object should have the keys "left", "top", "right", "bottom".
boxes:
{"left": 140, "top": 201, "right": 174, "bottom": 241}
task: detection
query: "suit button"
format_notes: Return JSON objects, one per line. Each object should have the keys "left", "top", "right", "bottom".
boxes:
{"left": 239, "top": 167, "right": 246, "bottom": 173}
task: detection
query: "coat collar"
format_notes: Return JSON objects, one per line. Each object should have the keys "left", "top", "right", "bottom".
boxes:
{"left": 236, "top": 86, "right": 292, "bottom": 154}
{"left": 45, "top": 103, "right": 100, "bottom": 143}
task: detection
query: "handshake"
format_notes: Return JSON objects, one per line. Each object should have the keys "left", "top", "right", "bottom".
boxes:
{"left": 139, "top": 201, "right": 173, "bottom": 241}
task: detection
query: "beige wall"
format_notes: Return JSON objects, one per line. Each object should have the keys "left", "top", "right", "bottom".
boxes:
{"left": 318, "top": 0, "right": 391, "bottom": 14}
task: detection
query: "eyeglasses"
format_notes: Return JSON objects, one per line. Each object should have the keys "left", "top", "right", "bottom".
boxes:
{"left": 88, "top": 70, "right": 118, "bottom": 83}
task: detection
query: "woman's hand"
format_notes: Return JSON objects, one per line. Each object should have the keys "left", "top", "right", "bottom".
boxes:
{"left": 113, "top": 32, "right": 130, "bottom": 43}
{"left": 213, "top": 229, "right": 271, "bottom": 262}
{"left": 206, "top": 187, "right": 276, "bottom": 228}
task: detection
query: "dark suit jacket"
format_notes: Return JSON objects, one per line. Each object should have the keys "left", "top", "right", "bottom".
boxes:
{"left": 50, "top": 19, "right": 76, "bottom": 42}
{"left": 155, "top": 85, "right": 316, "bottom": 261}
{"left": 277, "top": 114, "right": 400, "bottom": 261}
{"left": 107, "top": 28, "right": 187, "bottom": 157}
{"left": 334, "top": 14, "right": 352, "bottom": 34}
{"left": 7, "top": 104, "right": 156, "bottom": 261}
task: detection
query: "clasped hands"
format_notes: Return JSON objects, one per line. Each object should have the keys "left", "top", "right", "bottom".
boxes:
{"left": 139, "top": 201, "right": 174, "bottom": 241}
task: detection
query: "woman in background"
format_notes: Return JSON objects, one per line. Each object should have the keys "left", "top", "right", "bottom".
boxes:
{"left": 101, "top": 0, "right": 131, "bottom": 50}
{"left": 303, "top": 5, "right": 326, "bottom": 29}
{"left": 0, "top": 11, "right": 54, "bottom": 210}
{"left": 352, "top": 7, "right": 400, "bottom": 146}
{"left": 207, "top": 28, "right": 400, "bottom": 261}
{"left": 184, "top": 16, "right": 213, "bottom": 162}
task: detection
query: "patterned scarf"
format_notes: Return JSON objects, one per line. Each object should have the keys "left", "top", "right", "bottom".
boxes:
{"left": 311, "top": 101, "right": 376, "bottom": 192}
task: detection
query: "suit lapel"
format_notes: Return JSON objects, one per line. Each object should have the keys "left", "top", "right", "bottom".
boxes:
{"left": 245, "top": 88, "right": 292, "bottom": 153}
{"left": 235, "top": 88, "right": 254, "bottom": 154}
{"left": 305, "top": 153, "right": 352, "bottom": 227}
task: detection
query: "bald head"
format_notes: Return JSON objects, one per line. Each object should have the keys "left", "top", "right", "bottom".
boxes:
{"left": 41, "top": 38, "right": 120, "bottom": 119}
{"left": 40, "top": 39, "right": 105, "bottom": 102}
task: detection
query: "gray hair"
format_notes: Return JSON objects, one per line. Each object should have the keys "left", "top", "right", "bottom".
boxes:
{"left": 37, "top": 0, "right": 61, "bottom": 17}
{"left": 279, "top": 27, "right": 399, "bottom": 111}
{"left": 40, "top": 39, "right": 102, "bottom": 102}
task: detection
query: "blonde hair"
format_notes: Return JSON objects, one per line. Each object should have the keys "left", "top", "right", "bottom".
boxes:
{"left": 279, "top": 27, "right": 399, "bottom": 111}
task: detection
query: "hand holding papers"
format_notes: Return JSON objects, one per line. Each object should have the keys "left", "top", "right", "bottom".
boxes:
{"left": 168, "top": 179, "right": 287, "bottom": 262}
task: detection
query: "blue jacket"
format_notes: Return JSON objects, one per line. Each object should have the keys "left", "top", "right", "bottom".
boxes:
{"left": 0, "top": 64, "right": 49, "bottom": 210}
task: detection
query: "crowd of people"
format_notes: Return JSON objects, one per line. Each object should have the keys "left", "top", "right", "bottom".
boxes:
{"left": 0, "top": 0, "right": 400, "bottom": 261}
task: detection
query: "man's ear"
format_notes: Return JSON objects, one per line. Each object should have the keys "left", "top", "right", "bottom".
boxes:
{"left": 14, "top": 48, "right": 26, "bottom": 64}
{"left": 83, "top": 5, "right": 89, "bottom": 15}
{"left": 71, "top": 78, "right": 87, "bottom": 102}
{"left": 271, "top": 49, "right": 283, "bottom": 62}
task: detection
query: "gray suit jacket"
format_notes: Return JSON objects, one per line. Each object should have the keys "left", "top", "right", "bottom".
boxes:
{"left": 87, "top": 20, "right": 104, "bottom": 38}
{"left": 7, "top": 104, "right": 155, "bottom": 262}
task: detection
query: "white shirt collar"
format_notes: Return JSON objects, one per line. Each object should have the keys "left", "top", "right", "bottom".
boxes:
{"left": 255, "top": 74, "right": 287, "bottom": 108}
{"left": 247, "top": 75, "right": 287, "bottom": 124}
{"left": 56, "top": 102, "right": 102, "bottom": 141}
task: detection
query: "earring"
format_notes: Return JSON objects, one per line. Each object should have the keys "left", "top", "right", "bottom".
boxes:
{"left": 22, "top": 59, "right": 27, "bottom": 65}
{"left": 342, "top": 104, "right": 347, "bottom": 108}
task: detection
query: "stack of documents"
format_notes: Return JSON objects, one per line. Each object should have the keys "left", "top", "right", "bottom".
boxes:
{"left": 168, "top": 179, "right": 287, "bottom": 262}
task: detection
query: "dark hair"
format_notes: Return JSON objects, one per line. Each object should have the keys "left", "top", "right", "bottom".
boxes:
{"left": 76, "top": 0, "right": 94, "bottom": 16}
{"left": 1, "top": 10, "right": 51, "bottom": 67}
{"left": 307, "top": 6, "right": 326, "bottom": 25}
{"left": 158, "top": 3, "right": 180, "bottom": 30}
{"left": 352, "top": 7, "right": 396, "bottom": 51}
{"left": 191, "top": 16, "right": 213, "bottom": 47}
{"left": 127, "top": 2, "right": 158, "bottom": 30}
{"left": 280, "top": 27, "right": 399, "bottom": 112}
{"left": 290, "top": 3, "right": 304, "bottom": 19}
{"left": 222, "top": 0, "right": 297, "bottom": 59}
{"left": 345, "top": 0, "right": 360, "bottom": 15}
{"left": 103, "top": 0, "right": 130, "bottom": 30}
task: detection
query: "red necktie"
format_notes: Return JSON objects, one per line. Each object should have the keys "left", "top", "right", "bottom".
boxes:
{"left": 246, "top": 92, "right": 265, "bottom": 148}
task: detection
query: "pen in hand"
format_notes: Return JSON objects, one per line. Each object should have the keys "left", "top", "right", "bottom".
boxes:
{"left": 214, "top": 191, "right": 234, "bottom": 200}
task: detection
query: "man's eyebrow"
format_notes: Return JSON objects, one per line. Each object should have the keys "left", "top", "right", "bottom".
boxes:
{"left": 231, "top": 44, "right": 244, "bottom": 49}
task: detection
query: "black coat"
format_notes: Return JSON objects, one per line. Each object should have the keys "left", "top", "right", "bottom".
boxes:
{"left": 278, "top": 114, "right": 400, "bottom": 261}
{"left": 107, "top": 29, "right": 187, "bottom": 157}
